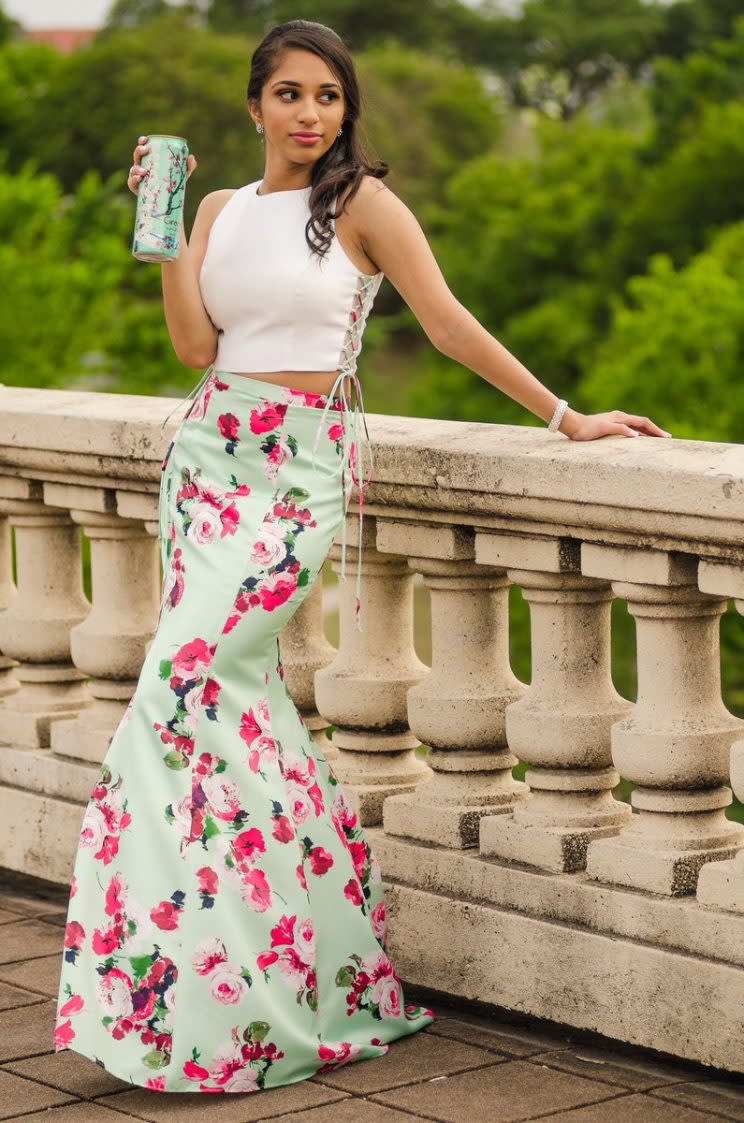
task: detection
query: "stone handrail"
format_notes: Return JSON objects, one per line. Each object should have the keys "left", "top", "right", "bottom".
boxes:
{"left": 0, "top": 384, "right": 743, "bottom": 1073}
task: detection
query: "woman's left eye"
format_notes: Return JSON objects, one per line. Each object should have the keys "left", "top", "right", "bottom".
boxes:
{"left": 278, "top": 90, "right": 338, "bottom": 101}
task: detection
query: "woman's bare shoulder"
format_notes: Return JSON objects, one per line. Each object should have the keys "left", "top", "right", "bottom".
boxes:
{"left": 200, "top": 188, "right": 239, "bottom": 220}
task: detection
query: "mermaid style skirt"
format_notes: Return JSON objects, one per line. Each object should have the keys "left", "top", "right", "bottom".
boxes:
{"left": 53, "top": 370, "right": 434, "bottom": 1093}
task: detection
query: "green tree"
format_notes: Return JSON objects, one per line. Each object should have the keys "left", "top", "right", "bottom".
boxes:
{"left": 581, "top": 220, "right": 744, "bottom": 442}
{"left": 506, "top": 0, "right": 666, "bottom": 118}
{"left": 407, "top": 118, "right": 642, "bottom": 424}
{"left": 650, "top": 16, "right": 744, "bottom": 157}
{"left": 608, "top": 99, "right": 744, "bottom": 281}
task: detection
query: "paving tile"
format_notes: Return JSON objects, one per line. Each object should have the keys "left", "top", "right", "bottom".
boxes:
{"left": 0, "top": 978, "right": 48, "bottom": 1012}
{"left": 0, "top": 908, "right": 27, "bottom": 926}
{"left": 17, "top": 1104, "right": 141, "bottom": 1121}
{"left": 37, "top": 912, "right": 69, "bottom": 929}
{"left": 96, "top": 1080, "right": 349, "bottom": 1121}
{"left": 0, "top": 887, "right": 70, "bottom": 918}
{"left": 0, "top": 951, "right": 64, "bottom": 997}
{"left": 273, "top": 1101, "right": 429, "bottom": 1122}
{"left": 528, "top": 1044, "right": 705, "bottom": 1092}
{"left": 372, "top": 1058, "right": 620, "bottom": 1122}
{"left": 4, "top": 1047, "right": 132, "bottom": 1100}
{"left": 0, "top": 1068, "right": 77, "bottom": 1119}
{"left": 0, "top": 999, "right": 56, "bottom": 1062}
{"left": 426, "top": 1013, "right": 573, "bottom": 1058}
{"left": 313, "top": 1029, "right": 501, "bottom": 1094}
{"left": 651, "top": 1078, "right": 744, "bottom": 1121}
{"left": 0, "top": 918, "right": 64, "bottom": 965}
{"left": 530, "top": 1090, "right": 725, "bottom": 1121}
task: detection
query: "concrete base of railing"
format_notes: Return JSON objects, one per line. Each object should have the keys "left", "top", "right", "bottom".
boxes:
{"left": 374, "top": 830, "right": 744, "bottom": 1075}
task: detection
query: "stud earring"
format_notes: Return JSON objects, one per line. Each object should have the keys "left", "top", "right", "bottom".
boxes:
{"left": 256, "top": 122, "right": 264, "bottom": 134}
{"left": 337, "top": 127, "right": 342, "bottom": 136}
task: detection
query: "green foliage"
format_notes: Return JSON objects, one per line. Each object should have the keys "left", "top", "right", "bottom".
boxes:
{"left": 0, "top": 159, "right": 187, "bottom": 393}
{"left": 608, "top": 100, "right": 744, "bottom": 280}
{"left": 581, "top": 221, "right": 744, "bottom": 442}
{"left": 407, "top": 118, "right": 642, "bottom": 423}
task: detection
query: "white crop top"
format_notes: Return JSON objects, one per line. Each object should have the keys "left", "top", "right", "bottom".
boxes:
{"left": 199, "top": 179, "right": 384, "bottom": 376}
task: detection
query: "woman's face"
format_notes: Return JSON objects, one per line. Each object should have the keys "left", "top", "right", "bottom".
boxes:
{"left": 252, "top": 48, "right": 346, "bottom": 166}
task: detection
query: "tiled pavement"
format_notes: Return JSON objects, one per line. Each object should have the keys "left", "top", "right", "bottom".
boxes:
{"left": 1, "top": 872, "right": 744, "bottom": 1122}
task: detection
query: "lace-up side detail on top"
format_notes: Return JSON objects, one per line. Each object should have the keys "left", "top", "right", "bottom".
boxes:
{"left": 310, "top": 269, "right": 383, "bottom": 631}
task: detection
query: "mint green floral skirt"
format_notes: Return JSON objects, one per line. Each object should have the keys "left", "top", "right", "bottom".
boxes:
{"left": 53, "top": 369, "right": 434, "bottom": 1093}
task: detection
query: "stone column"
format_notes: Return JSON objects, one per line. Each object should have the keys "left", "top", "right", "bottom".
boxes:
{"left": 477, "top": 533, "right": 633, "bottom": 871}
{"left": 44, "top": 482, "right": 161, "bottom": 764}
{"left": 0, "top": 479, "right": 91, "bottom": 747}
{"left": 696, "top": 559, "right": 744, "bottom": 910}
{"left": 314, "top": 514, "right": 430, "bottom": 825}
{"left": 378, "top": 521, "right": 528, "bottom": 848}
{"left": 0, "top": 508, "right": 20, "bottom": 700}
{"left": 583, "top": 545, "right": 744, "bottom": 897}
{"left": 278, "top": 576, "right": 340, "bottom": 762}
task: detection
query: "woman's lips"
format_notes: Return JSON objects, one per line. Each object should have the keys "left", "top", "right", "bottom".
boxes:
{"left": 292, "top": 134, "right": 321, "bottom": 145}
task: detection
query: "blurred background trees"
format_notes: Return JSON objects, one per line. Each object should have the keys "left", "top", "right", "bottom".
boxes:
{"left": 4, "top": 0, "right": 744, "bottom": 785}
{"left": 1, "top": 0, "right": 742, "bottom": 440}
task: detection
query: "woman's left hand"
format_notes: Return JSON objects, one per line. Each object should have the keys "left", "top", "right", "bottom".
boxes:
{"left": 564, "top": 410, "right": 672, "bottom": 441}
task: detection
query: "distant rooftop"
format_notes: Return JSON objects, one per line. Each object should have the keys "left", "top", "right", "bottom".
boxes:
{"left": 24, "top": 27, "right": 97, "bottom": 52}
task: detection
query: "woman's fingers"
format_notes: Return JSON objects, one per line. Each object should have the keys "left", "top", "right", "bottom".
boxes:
{"left": 127, "top": 136, "right": 149, "bottom": 193}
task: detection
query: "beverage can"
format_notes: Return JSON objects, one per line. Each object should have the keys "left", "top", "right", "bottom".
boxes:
{"left": 131, "top": 134, "right": 190, "bottom": 262}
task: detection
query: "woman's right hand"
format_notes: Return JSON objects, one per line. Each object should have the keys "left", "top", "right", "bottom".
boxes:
{"left": 127, "top": 135, "right": 197, "bottom": 194}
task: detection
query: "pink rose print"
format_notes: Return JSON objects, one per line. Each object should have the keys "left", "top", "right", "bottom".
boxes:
{"left": 344, "top": 878, "right": 363, "bottom": 907}
{"left": 79, "top": 764, "right": 132, "bottom": 866}
{"left": 174, "top": 753, "right": 249, "bottom": 859}
{"left": 191, "top": 936, "right": 252, "bottom": 1005}
{"left": 155, "top": 637, "right": 220, "bottom": 770}
{"left": 239, "top": 695, "right": 279, "bottom": 778}
{"left": 150, "top": 893, "right": 185, "bottom": 931}
{"left": 305, "top": 843, "right": 334, "bottom": 876}
{"left": 250, "top": 401, "right": 288, "bottom": 434}
{"left": 317, "top": 1040, "right": 366, "bottom": 1073}
{"left": 216, "top": 827, "right": 274, "bottom": 913}
{"left": 280, "top": 751, "right": 324, "bottom": 827}
{"left": 196, "top": 865, "right": 219, "bottom": 910}
{"left": 335, "top": 948, "right": 404, "bottom": 1021}
{"left": 161, "top": 543, "right": 185, "bottom": 614}
{"left": 175, "top": 466, "right": 250, "bottom": 548}
{"left": 217, "top": 411, "right": 241, "bottom": 455}
{"left": 370, "top": 900, "right": 387, "bottom": 943}
{"left": 222, "top": 487, "right": 318, "bottom": 634}
{"left": 62, "top": 919, "right": 86, "bottom": 965}
{"left": 271, "top": 808, "right": 295, "bottom": 843}
{"left": 54, "top": 989, "right": 85, "bottom": 1050}
{"left": 258, "top": 914, "right": 317, "bottom": 1011}
{"left": 185, "top": 371, "right": 230, "bottom": 423}
{"left": 182, "top": 1022, "right": 285, "bottom": 1092}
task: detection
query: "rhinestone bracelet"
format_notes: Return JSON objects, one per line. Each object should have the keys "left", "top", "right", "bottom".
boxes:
{"left": 547, "top": 398, "right": 568, "bottom": 432}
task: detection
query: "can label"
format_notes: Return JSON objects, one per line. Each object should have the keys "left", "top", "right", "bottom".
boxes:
{"left": 132, "top": 134, "right": 189, "bottom": 262}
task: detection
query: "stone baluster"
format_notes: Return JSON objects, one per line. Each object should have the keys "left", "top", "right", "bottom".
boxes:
{"left": 377, "top": 520, "right": 529, "bottom": 848}
{"left": 314, "top": 514, "right": 430, "bottom": 825}
{"left": 696, "top": 559, "right": 744, "bottom": 910}
{"left": 278, "top": 575, "right": 340, "bottom": 762}
{"left": 476, "top": 533, "right": 633, "bottom": 871}
{"left": 582, "top": 544, "right": 744, "bottom": 896}
{"left": 0, "top": 478, "right": 91, "bottom": 747}
{"left": 43, "top": 483, "right": 161, "bottom": 764}
{"left": 0, "top": 506, "right": 20, "bottom": 700}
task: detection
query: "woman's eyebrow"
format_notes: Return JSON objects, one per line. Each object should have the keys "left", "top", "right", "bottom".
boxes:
{"left": 271, "top": 79, "right": 341, "bottom": 89}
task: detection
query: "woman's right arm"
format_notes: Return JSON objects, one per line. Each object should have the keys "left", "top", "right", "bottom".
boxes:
{"left": 128, "top": 135, "right": 226, "bottom": 369}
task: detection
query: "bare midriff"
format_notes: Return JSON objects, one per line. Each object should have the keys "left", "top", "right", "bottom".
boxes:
{"left": 226, "top": 369, "right": 346, "bottom": 398}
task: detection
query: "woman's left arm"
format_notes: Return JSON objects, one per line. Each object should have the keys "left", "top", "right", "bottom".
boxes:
{"left": 355, "top": 179, "right": 671, "bottom": 442}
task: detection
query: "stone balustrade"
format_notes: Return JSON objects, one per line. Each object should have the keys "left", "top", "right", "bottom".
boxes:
{"left": 0, "top": 384, "right": 743, "bottom": 1073}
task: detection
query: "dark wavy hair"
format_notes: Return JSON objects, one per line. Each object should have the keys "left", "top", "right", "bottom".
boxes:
{"left": 246, "top": 19, "right": 388, "bottom": 263}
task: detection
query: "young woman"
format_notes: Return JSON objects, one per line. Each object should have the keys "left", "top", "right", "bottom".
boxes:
{"left": 53, "top": 18, "right": 670, "bottom": 1098}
